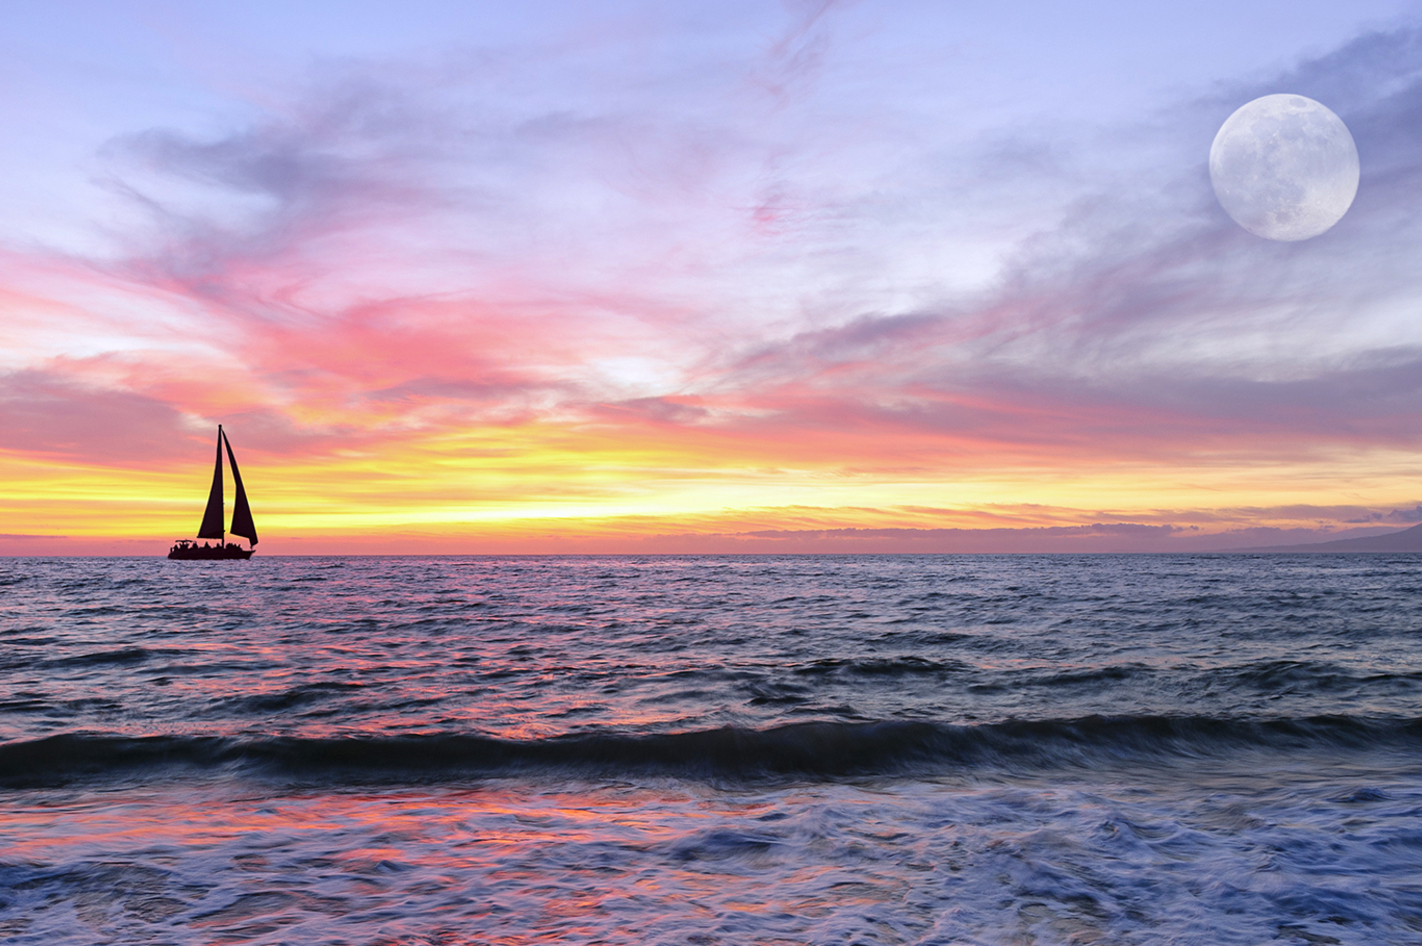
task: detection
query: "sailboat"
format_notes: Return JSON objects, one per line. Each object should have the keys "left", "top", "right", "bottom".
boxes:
{"left": 168, "top": 425, "right": 258, "bottom": 560}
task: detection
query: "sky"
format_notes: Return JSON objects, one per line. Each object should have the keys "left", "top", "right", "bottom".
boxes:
{"left": 4, "top": 0, "right": 1422, "bottom": 554}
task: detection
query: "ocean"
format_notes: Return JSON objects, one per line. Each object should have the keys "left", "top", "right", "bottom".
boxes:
{"left": 1, "top": 554, "right": 1420, "bottom": 945}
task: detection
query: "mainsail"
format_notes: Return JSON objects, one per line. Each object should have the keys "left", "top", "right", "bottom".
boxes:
{"left": 196, "top": 428, "right": 226, "bottom": 540}
{"left": 193, "top": 425, "right": 257, "bottom": 545}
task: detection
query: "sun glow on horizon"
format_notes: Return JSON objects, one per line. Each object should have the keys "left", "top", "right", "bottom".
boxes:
{"left": 4, "top": 3, "right": 1422, "bottom": 554}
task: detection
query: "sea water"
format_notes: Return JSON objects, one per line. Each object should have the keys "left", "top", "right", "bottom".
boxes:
{"left": 1, "top": 554, "right": 1420, "bottom": 945}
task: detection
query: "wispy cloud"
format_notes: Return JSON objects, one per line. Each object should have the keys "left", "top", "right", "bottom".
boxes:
{"left": 5, "top": 11, "right": 1422, "bottom": 548}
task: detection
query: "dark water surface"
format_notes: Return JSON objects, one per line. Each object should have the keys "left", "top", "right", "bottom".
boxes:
{"left": 2, "top": 554, "right": 1421, "bottom": 944}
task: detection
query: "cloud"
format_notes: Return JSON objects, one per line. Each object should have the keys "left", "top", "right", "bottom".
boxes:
{"left": 0, "top": 369, "right": 193, "bottom": 464}
{"left": 638, "top": 24, "right": 1422, "bottom": 469}
{"left": 100, "top": 80, "right": 473, "bottom": 303}
{"left": 606, "top": 521, "right": 1394, "bottom": 554}
{"left": 7, "top": 12, "right": 1422, "bottom": 548}
{"left": 0, "top": 361, "right": 381, "bottom": 463}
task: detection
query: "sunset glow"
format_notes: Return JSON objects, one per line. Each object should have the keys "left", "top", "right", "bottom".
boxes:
{"left": 4, "top": 1, "right": 1422, "bottom": 553}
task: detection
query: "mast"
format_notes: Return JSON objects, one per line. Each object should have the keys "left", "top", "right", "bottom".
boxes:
{"left": 196, "top": 425, "right": 226, "bottom": 542}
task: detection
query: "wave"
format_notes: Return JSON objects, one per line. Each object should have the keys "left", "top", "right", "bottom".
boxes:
{"left": 3, "top": 715, "right": 1421, "bottom": 786}
{"left": 792, "top": 656, "right": 970, "bottom": 676}
{"left": 46, "top": 646, "right": 154, "bottom": 667}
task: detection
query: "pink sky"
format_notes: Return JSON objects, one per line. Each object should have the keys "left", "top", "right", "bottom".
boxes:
{"left": 3, "top": 2, "right": 1422, "bottom": 553}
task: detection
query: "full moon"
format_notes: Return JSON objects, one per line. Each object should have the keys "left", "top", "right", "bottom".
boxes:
{"left": 1209, "top": 94, "right": 1359, "bottom": 242}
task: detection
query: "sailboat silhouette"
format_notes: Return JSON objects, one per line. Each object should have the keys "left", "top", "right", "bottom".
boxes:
{"left": 168, "top": 425, "right": 258, "bottom": 560}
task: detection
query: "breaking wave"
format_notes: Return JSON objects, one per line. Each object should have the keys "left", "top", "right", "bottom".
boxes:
{"left": 4, "top": 714, "right": 1419, "bottom": 786}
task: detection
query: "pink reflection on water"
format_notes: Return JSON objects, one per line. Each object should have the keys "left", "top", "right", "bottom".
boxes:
{"left": 3, "top": 779, "right": 934, "bottom": 944}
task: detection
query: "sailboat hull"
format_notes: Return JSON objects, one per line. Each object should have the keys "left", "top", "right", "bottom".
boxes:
{"left": 167, "top": 545, "right": 254, "bottom": 560}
